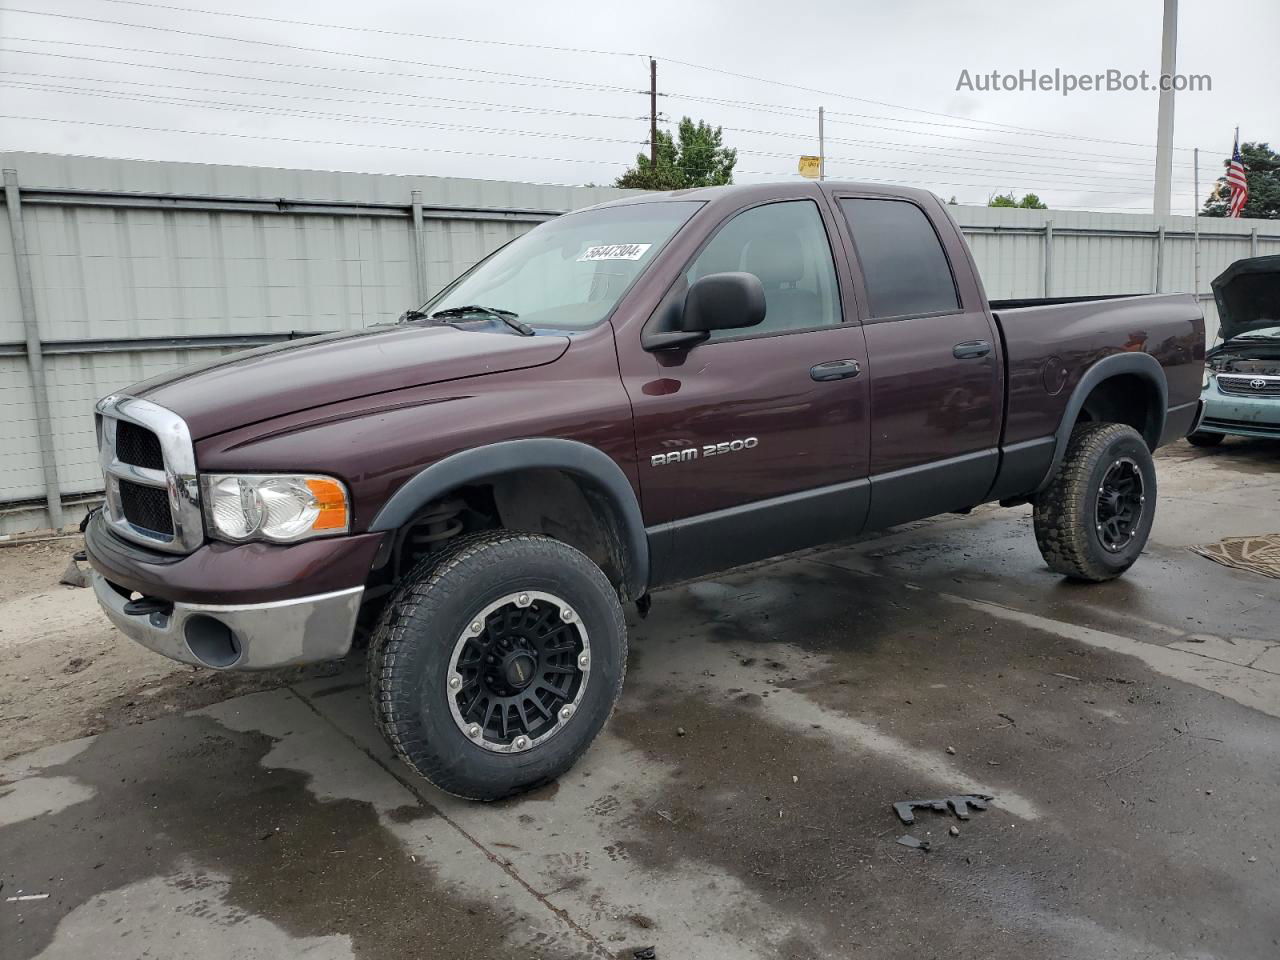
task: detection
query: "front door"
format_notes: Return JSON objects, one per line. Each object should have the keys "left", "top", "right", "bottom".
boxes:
{"left": 617, "top": 194, "right": 871, "bottom": 587}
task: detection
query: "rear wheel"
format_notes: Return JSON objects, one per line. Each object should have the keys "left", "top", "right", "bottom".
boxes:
{"left": 1187, "top": 430, "right": 1224, "bottom": 447}
{"left": 368, "top": 531, "right": 626, "bottom": 800}
{"left": 1033, "top": 422, "right": 1156, "bottom": 582}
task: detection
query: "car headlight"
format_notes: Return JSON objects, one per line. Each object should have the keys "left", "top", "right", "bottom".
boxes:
{"left": 201, "top": 474, "right": 349, "bottom": 543}
{"left": 1203, "top": 369, "right": 1213, "bottom": 390}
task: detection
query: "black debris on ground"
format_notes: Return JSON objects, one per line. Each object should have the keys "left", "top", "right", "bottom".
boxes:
{"left": 893, "top": 794, "right": 994, "bottom": 825}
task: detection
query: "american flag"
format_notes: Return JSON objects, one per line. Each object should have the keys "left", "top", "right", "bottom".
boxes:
{"left": 1227, "top": 133, "right": 1249, "bottom": 218}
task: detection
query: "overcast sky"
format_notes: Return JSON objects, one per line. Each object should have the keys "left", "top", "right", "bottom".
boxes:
{"left": 0, "top": 0, "right": 1274, "bottom": 212}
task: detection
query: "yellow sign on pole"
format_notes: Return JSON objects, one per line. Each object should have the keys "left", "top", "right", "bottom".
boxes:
{"left": 798, "top": 155, "right": 821, "bottom": 179}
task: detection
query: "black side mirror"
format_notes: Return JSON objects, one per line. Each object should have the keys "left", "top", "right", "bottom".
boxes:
{"left": 683, "top": 272, "right": 767, "bottom": 332}
{"left": 642, "top": 271, "right": 767, "bottom": 351}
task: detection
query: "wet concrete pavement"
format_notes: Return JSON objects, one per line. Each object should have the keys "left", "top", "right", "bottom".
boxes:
{"left": 3, "top": 439, "right": 1279, "bottom": 959}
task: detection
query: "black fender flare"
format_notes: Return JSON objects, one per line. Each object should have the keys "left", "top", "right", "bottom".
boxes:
{"left": 1034, "top": 352, "right": 1168, "bottom": 493}
{"left": 368, "top": 438, "right": 649, "bottom": 598}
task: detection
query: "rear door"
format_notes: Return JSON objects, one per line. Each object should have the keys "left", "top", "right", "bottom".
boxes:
{"left": 616, "top": 191, "right": 871, "bottom": 586}
{"left": 832, "top": 193, "right": 1002, "bottom": 528}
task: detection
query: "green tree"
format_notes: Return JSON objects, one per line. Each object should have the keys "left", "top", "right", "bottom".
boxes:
{"left": 615, "top": 118, "right": 737, "bottom": 190}
{"left": 988, "top": 191, "right": 1048, "bottom": 209}
{"left": 1201, "top": 142, "right": 1279, "bottom": 219}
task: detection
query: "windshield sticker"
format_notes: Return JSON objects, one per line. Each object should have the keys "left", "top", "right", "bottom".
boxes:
{"left": 578, "top": 243, "right": 652, "bottom": 262}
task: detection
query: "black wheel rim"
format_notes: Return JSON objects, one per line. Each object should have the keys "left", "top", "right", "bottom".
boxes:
{"left": 1095, "top": 457, "right": 1144, "bottom": 553}
{"left": 446, "top": 591, "right": 589, "bottom": 753}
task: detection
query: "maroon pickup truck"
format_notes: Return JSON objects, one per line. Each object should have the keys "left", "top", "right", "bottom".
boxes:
{"left": 86, "top": 182, "right": 1204, "bottom": 799}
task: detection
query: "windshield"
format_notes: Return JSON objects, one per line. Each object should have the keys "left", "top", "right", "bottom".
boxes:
{"left": 423, "top": 201, "right": 701, "bottom": 330}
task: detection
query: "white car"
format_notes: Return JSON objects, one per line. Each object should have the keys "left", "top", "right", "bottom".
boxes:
{"left": 1190, "top": 256, "right": 1280, "bottom": 446}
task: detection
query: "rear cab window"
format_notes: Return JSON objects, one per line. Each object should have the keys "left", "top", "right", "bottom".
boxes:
{"left": 838, "top": 198, "right": 960, "bottom": 320}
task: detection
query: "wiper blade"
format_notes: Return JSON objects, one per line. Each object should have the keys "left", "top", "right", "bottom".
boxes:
{"left": 429, "top": 305, "right": 535, "bottom": 337}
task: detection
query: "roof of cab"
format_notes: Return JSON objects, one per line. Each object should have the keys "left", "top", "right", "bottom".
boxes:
{"left": 582, "top": 180, "right": 941, "bottom": 213}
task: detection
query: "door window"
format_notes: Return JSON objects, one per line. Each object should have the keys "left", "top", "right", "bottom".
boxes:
{"left": 687, "top": 200, "right": 842, "bottom": 339}
{"left": 839, "top": 198, "right": 960, "bottom": 319}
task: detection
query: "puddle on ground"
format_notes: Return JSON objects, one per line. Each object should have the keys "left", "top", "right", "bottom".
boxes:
{"left": 0, "top": 713, "right": 588, "bottom": 960}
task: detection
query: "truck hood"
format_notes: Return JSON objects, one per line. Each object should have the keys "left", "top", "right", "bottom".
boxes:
{"left": 132, "top": 323, "right": 569, "bottom": 439}
{"left": 1212, "top": 255, "right": 1280, "bottom": 344}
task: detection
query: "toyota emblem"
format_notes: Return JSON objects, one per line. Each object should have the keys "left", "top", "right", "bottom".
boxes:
{"left": 1251, "top": 378, "right": 1268, "bottom": 389}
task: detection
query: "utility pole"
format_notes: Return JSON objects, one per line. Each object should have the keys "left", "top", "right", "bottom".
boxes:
{"left": 818, "top": 106, "right": 825, "bottom": 181}
{"left": 1193, "top": 147, "right": 1201, "bottom": 300}
{"left": 649, "top": 58, "right": 658, "bottom": 171}
{"left": 1153, "top": 0, "right": 1177, "bottom": 217}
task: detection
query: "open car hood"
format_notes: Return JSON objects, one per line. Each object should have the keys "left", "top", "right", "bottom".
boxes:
{"left": 1211, "top": 255, "right": 1280, "bottom": 344}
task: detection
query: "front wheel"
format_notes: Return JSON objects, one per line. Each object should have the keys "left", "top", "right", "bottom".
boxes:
{"left": 1033, "top": 422, "right": 1157, "bottom": 582}
{"left": 368, "top": 531, "right": 627, "bottom": 800}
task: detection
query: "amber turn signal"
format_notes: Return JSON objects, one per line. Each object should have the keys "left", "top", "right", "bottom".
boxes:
{"left": 306, "top": 476, "right": 349, "bottom": 531}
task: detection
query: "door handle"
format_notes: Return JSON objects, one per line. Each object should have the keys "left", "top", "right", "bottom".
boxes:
{"left": 810, "top": 359, "right": 861, "bottom": 381}
{"left": 953, "top": 340, "right": 991, "bottom": 359}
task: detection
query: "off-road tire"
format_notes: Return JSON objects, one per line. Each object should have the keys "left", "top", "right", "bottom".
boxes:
{"left": 1033, "top": 422, "right": 1156, "bottom": 582}
{"left": 1187, "top": 431, "right": 1224, "bottom": 448}
{"left": 368, "top": 530, "right": 627, "bottom": 800}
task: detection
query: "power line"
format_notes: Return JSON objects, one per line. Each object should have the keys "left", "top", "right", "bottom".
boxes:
{"left": 662, "top": 58, "right": 1208, "bottom": 153}
{"left": 0, "top": 79, "right": 648, "bottom": 145}
{"left": 0, "top": 36, "right": 626, "bottom": 95}
{"left": 5, "top": 80, "right": 1187, "bottom": 193}
{"left": 0, "top": 128, "right": 813, "bottom": 188}
{"left": 0, "top": 113, "right": 637, "bottom": 169}
{"left": 712, "top": 124, "right": 1187, "bottom": 186}
{"left": 0, "top": 70, "right": 650, "bottom": 124}
{"left": 74, "top": 0, "right": 1214, "bottom": 154}
{"left": 726, "top": 125, "right": 1197, "bottom": 179}
{"left": 0, "top": 8, "right": 643, "bottom": 94}
{"left": 821, "top": 106, "right": 1200, "bottom": 157}
{"left": 0, "top": 113, "right": 1173, "bottom": 209}
{"left": 0, "top": 7, "right": 1209, "bottom": 208}
{"left": 92, "top": 0, "right": 640, "bottom": 58}
{"left": 668, "top": 92, "right": 1198, "bottom": 168}
{"left": 1, "top": 44, "right": 1197, "bottom": 189}
{"left": 7, "top": 4, "right": 1217, "bottom": 155}
{"left": 0, "top": 68, "right": 648, "bottom": 123}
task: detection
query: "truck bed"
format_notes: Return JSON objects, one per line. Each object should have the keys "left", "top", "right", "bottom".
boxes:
{"left": 990, "top": 292, "right": 1205, "bottom": 455}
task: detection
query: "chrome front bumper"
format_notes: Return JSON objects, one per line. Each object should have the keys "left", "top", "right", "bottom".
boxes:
{"left": 1198, "top": 380, "right": 1280, "bottom": 438}
{"left": 92, "top": 571, "right": 363, "bottom": 670}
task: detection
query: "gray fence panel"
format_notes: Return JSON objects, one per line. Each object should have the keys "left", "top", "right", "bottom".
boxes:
{"left": 2, "top": 150, "right": 1278, "bottom": 535}
{"left": 0, "top": 356, "right": 43, "bottom": 504}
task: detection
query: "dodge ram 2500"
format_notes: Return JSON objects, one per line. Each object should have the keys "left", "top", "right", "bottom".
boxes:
{"left": 85, "top": 181, "right": 1205, "bottom": 799}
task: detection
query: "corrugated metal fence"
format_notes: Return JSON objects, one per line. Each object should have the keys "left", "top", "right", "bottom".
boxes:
{"left": 3, "top": 151, "right": 1278, "bottom": 535}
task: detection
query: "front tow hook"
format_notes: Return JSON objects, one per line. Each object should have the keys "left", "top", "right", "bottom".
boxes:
{"left": 122, "top": 595, "right": 174, "bottom": 618}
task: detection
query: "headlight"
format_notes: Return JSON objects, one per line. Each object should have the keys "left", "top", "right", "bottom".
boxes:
{"left": 1203, "top": 369, "right": 1213, "bottom": 390}
{"left": 201, "top": 474, "right": 349, "bottom": 543}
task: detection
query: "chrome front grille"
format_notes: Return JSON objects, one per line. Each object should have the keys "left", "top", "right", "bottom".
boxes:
{"left": 118, "top": 479, "right": 175, "bottom": 535}
{"left": 96, "top": 395, "right": 204, "bottom": 553}
{"left": 114, "top": 419, "right": 165, "bottom": 470}
{"left": 1217, "top": 374, "right": 1280, "bottom": 397}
